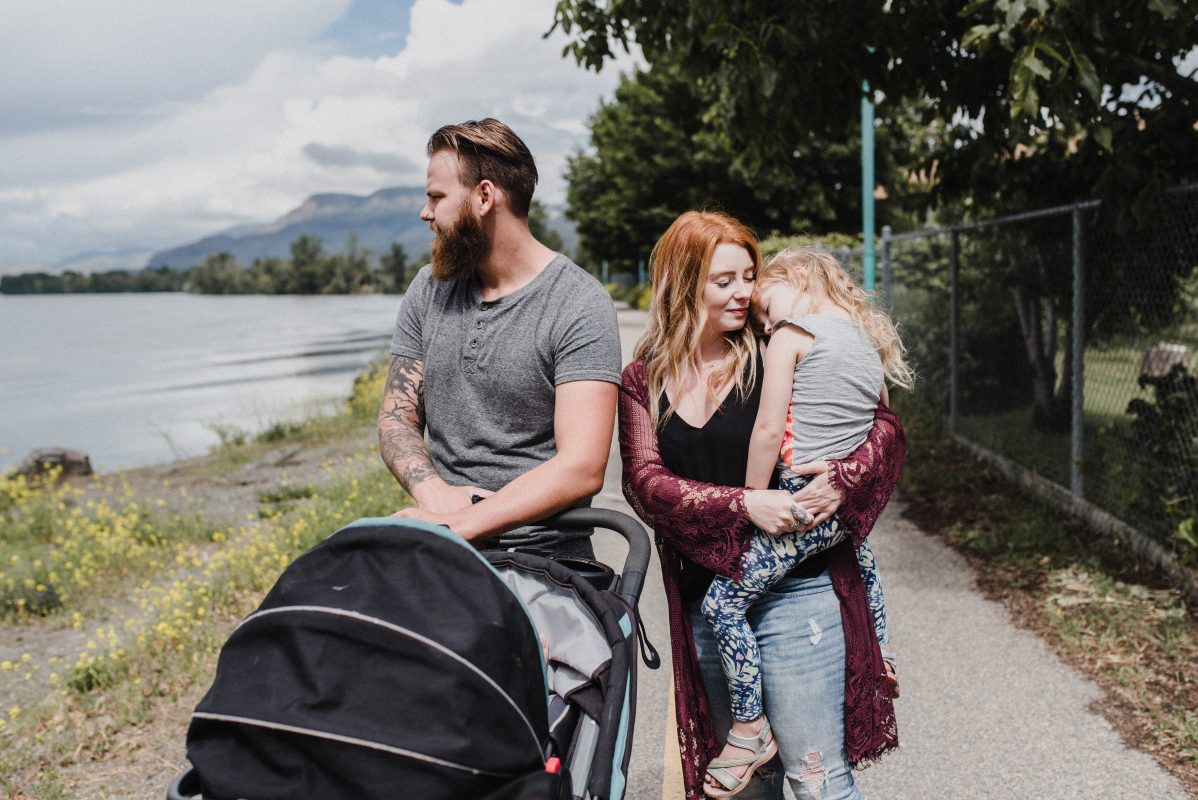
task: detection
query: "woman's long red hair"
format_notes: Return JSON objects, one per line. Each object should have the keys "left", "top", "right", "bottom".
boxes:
{"left": 634, "top": 211, "right": 760, "bottom": 428}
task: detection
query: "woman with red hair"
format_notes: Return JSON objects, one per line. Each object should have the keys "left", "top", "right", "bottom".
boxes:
{"left": 618, "top": 211, "right": 901, "bottom": 799}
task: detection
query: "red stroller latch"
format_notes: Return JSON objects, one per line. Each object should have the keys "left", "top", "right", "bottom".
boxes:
{"left": 544, "top": 757, "right": 562, "bottom": 774}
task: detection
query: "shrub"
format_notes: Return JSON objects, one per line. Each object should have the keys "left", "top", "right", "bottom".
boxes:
{"left": 347, "top": 361, "right": 387, "bottom": 422}
{"left": 1126, "top": 364, "right": 1198, "bottom": 563}
{"left": 633, "top": 285, "right": 650, "bottom": 310}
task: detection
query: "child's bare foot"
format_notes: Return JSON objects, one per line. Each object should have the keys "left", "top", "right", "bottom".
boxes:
{"left": 703, "top": 716, "right": 777, "bottom": 797}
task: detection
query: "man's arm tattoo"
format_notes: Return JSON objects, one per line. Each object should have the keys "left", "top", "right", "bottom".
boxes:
{"left": 378, "top": 355, "right": 438, "bottom": 491}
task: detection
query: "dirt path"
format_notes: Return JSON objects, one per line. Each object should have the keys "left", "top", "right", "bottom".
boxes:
{"left": 101, "top": 431, "right": 381, "bottom": 525}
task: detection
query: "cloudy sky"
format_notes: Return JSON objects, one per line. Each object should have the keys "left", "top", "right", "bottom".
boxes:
{"left": 0, "top": 0, "right": 636, "bottom": 271}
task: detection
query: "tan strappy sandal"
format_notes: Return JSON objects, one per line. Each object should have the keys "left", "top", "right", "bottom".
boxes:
{"left": 703, "top": 718, "right": 778, "bottom": 798}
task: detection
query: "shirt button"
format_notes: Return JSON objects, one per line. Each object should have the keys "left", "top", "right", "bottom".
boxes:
{"left": 475, "top": 321, "right": 483, "bottom": 329}
{"left": 471, "top": 340, "right": 478, "bottom": 348}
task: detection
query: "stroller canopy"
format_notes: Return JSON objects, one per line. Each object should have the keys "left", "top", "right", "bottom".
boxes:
{"left": 186, "top": 519, "right": 551, "bottom": 800}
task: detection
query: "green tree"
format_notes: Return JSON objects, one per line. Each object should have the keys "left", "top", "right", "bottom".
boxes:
{"left": 61, "top": 271, "right": 90, "bottom": 292}
{"left": 528, "top": 199, "right": 566, "bottom": 254}
{"left": 324, "top": 235, "right": 373, "bottom": 294}
{"left": 132, "top": 266, "right": 184, "bottom": 292}
{"left": 563, "top": 64, "right": 877, "bottom": 270}
{"left": 0, "top": 273, "right": 64, "bottom": 294}
{"left": 551, "top": 0, "right": 1197, "bottom": 210}
{"left": 88, "top": 271, "right": 136, "bottom": 292}
{"left": 290, "top": 235, "right": 329, "bottom": 294}
{"left": 553, "top": 0, "right": 1198, "bottom": 428}
{"left": 247, "top": 256, "right": 296, "bottom": 294}
{"left": 379, "top": 242, "right": 410, "bottom": 293}
{"left": 188, "top": 253, "right": 249, "bottom": 294}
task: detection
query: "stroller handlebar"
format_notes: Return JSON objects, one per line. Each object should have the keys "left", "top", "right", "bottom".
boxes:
{"left": 542, "top": 507, "right": 649, "bottom": 609}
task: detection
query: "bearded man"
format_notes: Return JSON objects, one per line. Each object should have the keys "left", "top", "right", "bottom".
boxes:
{"left": 379, "top": 118, "right": 621, "bottom": 557}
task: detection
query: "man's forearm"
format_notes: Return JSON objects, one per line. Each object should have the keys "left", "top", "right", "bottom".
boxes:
{"left": 451, "top": 380, "right": 616, "bottom": 541}
{"left": 379, "top": 422, "right": 438, "bottom": 492}
{"left": 451, "top": 451, "right": 604, "bottom": 542}
{"left": 377, "top": 355, "right": 437, "bottom": 494}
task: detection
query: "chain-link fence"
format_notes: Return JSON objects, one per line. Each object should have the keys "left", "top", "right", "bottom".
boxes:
{"left": 883, "top": 185, "right": 1198, "bottom": 593}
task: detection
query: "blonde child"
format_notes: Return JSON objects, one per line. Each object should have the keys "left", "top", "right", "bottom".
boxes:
{"left": 700, "top": 247, "right": 911, "bottom": 797}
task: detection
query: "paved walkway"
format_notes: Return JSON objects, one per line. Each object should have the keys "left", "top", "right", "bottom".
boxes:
{"left": 596, "top": 307, "right": 1186, "bottom": 799}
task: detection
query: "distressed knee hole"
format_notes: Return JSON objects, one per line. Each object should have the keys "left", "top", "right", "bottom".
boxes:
{"left": 797, "top": 749, "right": 827, "bottom": 798}
{"left": 807, "top": 618, "right": 822, "bottom": 646}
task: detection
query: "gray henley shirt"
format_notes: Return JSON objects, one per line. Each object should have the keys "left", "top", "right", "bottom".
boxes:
{"left": 390, "top": 255, "right": 622, "bottom": 553}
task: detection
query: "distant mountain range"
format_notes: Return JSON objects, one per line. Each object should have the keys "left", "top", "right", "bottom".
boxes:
{"left": 146, "top": 186, "right": 433, "bottom": 269}
{"left": 146, "top": 186, "right": 577, "bottom": 270}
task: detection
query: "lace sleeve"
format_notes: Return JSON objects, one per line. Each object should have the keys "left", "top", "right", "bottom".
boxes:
{"left": 618, "top": 361, "right": 755, "bottom": 577}
{"left": 828, "top": 402, "right": 906, "bottom": 546}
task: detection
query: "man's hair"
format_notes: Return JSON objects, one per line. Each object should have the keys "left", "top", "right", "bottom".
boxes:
{"left": 426, "top": 118, "right": 538, "bottom": 217}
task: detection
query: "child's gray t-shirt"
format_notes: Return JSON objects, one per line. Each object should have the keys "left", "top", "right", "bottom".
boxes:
{"left": 390, "top": 255, "right": 622, "bottom": 552}
{"left": 777, "top": 315, "right": 883, "bottom": 468}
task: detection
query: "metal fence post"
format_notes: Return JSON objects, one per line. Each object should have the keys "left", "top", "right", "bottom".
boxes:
{"left": 949, "top": 228, "right": 960, "bottom": 433}
{"left": 881, "top": 225, "right": 892, "bottom": 309}
{"left": 861, "top": 81, "right": 876, "bottom": 292}
{"left": 1071, "top": 206, "right": 1085, "bottom": 499}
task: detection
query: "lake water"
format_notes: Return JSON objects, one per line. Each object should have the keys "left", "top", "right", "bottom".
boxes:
{"left": 0, "top": 293, "right": 403, "bottom": 473}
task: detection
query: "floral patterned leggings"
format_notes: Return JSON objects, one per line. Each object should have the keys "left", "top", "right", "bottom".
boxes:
{"left": 701, "top": 472, "right": 890, "bottom": 721}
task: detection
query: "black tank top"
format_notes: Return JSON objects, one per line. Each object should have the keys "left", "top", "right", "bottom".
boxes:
{"left": 657, "top": 358, "right": 826, "bottom": 601}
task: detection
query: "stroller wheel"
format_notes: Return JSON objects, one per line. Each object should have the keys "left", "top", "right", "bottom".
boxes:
{"left": 167, "top": 767, "right": 200, "bottom": 799}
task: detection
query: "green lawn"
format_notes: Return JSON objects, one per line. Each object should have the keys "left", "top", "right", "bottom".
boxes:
{"left": 952, "top": 340, "right": 1193, "bottom": 534}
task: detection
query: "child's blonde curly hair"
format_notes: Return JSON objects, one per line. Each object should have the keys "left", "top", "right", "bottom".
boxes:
{"left": 757, "top": 246, "right": 915, "bottom": 391}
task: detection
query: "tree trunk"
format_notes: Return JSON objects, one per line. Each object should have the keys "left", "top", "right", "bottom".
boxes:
{"left": 1011, "top": 283, "right": 1058, "bottom": 418}
{"left": 1005, "top": 232, "right": 1068, "bottom": 431}
{"left": 1050, "top": 316, "right": 1073, "bottom": 432}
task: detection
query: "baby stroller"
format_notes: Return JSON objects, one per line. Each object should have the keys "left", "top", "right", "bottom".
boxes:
{"left": 167, "top": 507, "right": 658, "bottom": 800}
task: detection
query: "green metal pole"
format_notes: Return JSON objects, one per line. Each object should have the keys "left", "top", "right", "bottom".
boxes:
{"left": 861, "top": 81, "right": 876, "bottom": 292}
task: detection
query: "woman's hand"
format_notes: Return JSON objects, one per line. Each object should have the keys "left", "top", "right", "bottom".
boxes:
{"left": 744, "top": 489, "right": 807, "bottom": 536}
{"left": 787, "top": 461, "right": 845, "bottom": 529}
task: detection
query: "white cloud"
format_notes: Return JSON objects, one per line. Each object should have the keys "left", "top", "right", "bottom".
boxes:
{"left": 0, "top": 0, "right": 637, "bottom": 265}
{"left": 0, "top": 1, "right": 352, "bottom": 136}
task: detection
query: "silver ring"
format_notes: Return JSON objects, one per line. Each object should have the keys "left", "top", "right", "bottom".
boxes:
{"left": 789, "top": 503, "right": 811, "bottom": 525}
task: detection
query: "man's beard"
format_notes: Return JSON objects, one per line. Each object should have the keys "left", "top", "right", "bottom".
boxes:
{"left": 430, "top": 199, "right": 491, "bottom": 282}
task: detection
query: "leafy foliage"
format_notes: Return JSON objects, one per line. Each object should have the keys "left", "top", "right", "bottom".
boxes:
{"left": 1126, "top": 365, "right": 1198, "bottom": 563}
{"left": 527, "top": 199, "right": 567, "bottom": 254}
{"left": 551, "top": 0, "right": 1198, "bottom": 212}
{"left": 3, "top": 201, "right": 566, "bottom": 295}
{"left": 564, "top": 64, "right": 878, "bottom": 267}
{"left": 0, "top": 267, "right": 184, "bottom": 294}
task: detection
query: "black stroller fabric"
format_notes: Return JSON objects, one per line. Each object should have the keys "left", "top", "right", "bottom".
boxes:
{"left": 186, "top": 519, "right": 553, "bottom": 800}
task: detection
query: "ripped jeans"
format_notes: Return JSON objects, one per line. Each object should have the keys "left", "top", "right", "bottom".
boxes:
{"left": 690, "top": 571, "right": 864, "bottom": 800}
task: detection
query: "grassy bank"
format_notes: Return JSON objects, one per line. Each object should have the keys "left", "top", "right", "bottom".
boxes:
{"left": 0, "top": 361, "right": 405, "bottom": 798}
{"left": 897, "top": 407, "right": 1198, "bottom": 795}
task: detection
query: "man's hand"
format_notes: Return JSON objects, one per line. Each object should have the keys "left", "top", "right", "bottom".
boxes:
{"left": 391, "top": 505, "right": 457, "bottom": 529}
{"left": 426, "top": 380, "right": 615, "bottom": 543}
{"left": 409, "top": 478, "right": 493, "bottom": 514}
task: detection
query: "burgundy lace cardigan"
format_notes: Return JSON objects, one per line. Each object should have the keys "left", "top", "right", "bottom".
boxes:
{"left": 618, "top": 359, "right": 903, "bottom": 800}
